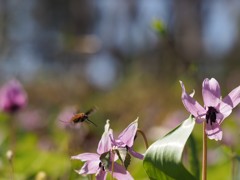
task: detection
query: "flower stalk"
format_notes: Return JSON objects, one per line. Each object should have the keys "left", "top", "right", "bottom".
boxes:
{"left": 202, "top": 121, "right": 207, "bottom": 180}
{"left": 111, "top": 152, "right": 114, "bottom": 180}
{"left": 9, "top": 115, "right": 17, "bottom": 152}
{"left": 6, "top": 150, "right": 14, "bottom": 180}
{"left": 137, "top": 129, "right": 149, "bottom": 149}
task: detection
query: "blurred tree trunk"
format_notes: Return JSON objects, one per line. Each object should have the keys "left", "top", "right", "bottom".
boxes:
{"left": 142, "top": 0, "right": 204, "bottom": 80}
{"left": 173, "top": 0, "right": 203, "bottom": 61}
{"left": 0, "top": 0, "right": 8, "bottom": 54}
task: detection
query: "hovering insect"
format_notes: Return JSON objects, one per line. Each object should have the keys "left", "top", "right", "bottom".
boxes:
{"left": 61, "top": 108, "right": 97, "bottom": 127}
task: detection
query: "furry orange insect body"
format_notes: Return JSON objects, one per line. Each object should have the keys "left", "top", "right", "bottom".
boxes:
{"left": 70, "top": 113, "right": 88, "bottom": 124}
{"left": 69, "top": 108, "right": 97, "bottom": 126}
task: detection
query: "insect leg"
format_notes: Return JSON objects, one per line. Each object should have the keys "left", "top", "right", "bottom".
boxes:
{"left": 86, "top": 118, "right": 97, "bottom": 127}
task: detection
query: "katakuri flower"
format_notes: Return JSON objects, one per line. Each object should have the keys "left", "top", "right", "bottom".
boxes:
{"left": 71, "top": 120, "right": 134, "bottom": 180}
{"left": 109, "top": 118, "right": 144, "bottom": 160}
{"left": 0, "top": 79, "right": 27, "bottom": 113}
{"left": 180, "top": 78, "right": 240, "bottom": 141}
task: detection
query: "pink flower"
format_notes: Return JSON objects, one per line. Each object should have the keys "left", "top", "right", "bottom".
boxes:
{"left": 71, "top": 121, "right": 134, "bottom": 180}
{"left": 0, "top": 79, "right": 27, "bottom": 113}
{"left": 17, "top": 109, "right": 45, "bottom": 131}
{"left": 56, "top": 106, "right": 78, "bottom": 129}
{"left": 180, "top": 78, "right": 240, "bottom": 141}
{"left": 109, "top": 118, "right": 144, "bottom": 160}
{"left": 72, "top": 153, "right": 133, "bottom": 180}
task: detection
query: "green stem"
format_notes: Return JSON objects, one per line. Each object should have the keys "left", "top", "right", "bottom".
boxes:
{"left": 88, "top": 174, "right": 92, "bottom": 180}
{"left": 7, "top": 150, "right": 14, "bottom": 180}
{"left": 8, "top": 114, "right": 16, "bottom": 180}
{"left": 202, "top": 121, "right": 207, "bottom": 180}
{"left": 111, "top": 152, "right": 114, "bottom": 180}
{"left": 231, "top": 150, "right": 238, "bottom": 180}
{"left": 9, "top": 115, "right": 16, "bottom": 152}
{"left": 9, "top": 161, "right": 14, "bottom": 180}
{"left": 137, "top": 129, "right": 149, "bottom": 149}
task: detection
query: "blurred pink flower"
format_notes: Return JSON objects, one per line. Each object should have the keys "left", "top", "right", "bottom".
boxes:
{"left": 0, "top": 79, "right": 27, "bottom": 113}
{"left": 221, "top": 127, "right": 237, "bottom": 147}
{"left": 163, "top": 110, "right": 187, "bottom": 129}
{"left": 17, "top": 109, "right": 45, "bottom": 131}
{"left": 180, "top": 78, "right": 240, "bottom": 141}
{"left": 56, "top": 106, "right": 78, "bottom": 129}
{"left": 146, "top": 110, "right": 188, "bottom": 140}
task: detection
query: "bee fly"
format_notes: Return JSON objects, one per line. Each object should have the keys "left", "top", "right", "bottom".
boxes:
{"left": 61, "top": 108, "right": 97, "bottom": 127}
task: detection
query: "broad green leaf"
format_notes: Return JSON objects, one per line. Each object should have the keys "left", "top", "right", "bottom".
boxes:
{"left": 188, "top": 135, "right": 200, "bottom": 180}
{"left": 143, "top": 116, "right": 196, "bottom": 180}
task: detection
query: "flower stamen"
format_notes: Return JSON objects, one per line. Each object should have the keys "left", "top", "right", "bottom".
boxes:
{"left": 206, "top": 106, "right": 218, "bottom": 126}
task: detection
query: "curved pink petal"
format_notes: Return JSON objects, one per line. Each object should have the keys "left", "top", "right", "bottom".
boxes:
{"left": 222, "top": 85, "right": 240, "bottom": 109}
{"left": 76, "top": 160, "right": 100, "bottom": 174}
{"left": 205, "top": 123, "right": 223, "bottom": 141}
{"left": 195, "top": 116, "right": 205, "bottom": 123}
{"left": 128, "top": 147, "right": 144, "bottom": 160}
{"left": 112, "top": 162, "right": 134, "bottom": 180}
{"left": 71, "top": 153, "right": 99, "bottom": 161}
{"left": 202, "top": 78, "right": 221, "bottom": 107}
{"left": 97, "top": 120, "right": 113, "bottom": 154}
{"left": 180, "top": 81, "right": 205, "bottom": 118}
{"left": 118, "top": 118, "right": 138, "bottom": 147}
{"left": 218, "top": 101, "right": 232, "bottom": 123}
{"left": 216, "top": 112, "right": 225, "bottom": 124}
{"left": 96, "top": 170, "right": 107, "bottom": 180}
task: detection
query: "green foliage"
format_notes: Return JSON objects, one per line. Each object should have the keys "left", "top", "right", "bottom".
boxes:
{"left": 143, "top": 116, "right": 197, "bottom": 180}
{"left": 151, "top": 19, "right": 167, "bottom": 36}
{"left": 232, "top": 155, "right": 240, "bottom": 180}
{"left": 14, "top": 135, "right": 70, "bottom": 180}
{"left": 207, "top": 159, "right": 232, "bottom": 180}
{"left": 0, "top": 113, "right": 71, "bottom": 179}
{"left": 188, "top": 135, "right": 200, "bottom": 180}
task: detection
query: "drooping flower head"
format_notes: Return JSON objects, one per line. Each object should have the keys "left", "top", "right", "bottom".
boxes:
{"left": 180, "top": 78, "right": 240, "bottom": 141}
{"left": 0, "top": 79, "right": 27, "bottom": 113}
{"left": 71, "top": 120, "right": 134, "bottom": 180}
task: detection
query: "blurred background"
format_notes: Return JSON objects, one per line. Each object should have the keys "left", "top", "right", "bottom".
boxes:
{"left": 1, "top": 0, "right": 240, "bottom": 179}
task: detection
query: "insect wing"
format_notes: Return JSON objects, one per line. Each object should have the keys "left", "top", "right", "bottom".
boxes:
{"left": 85, "top": 107, "right": 97, "bottom": 116}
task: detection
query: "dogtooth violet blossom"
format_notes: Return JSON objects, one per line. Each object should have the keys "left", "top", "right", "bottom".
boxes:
{"left": 108, "top": 118, "right": 144, "bottom": 160}
{"left": 180, "top": 78, "right": 240, "bottom": 141}
{"left": 71, "top": 120, "right": 134, "bottom": 180}
{"left": 0, "top": 79, "right": 27, "bottom": 113}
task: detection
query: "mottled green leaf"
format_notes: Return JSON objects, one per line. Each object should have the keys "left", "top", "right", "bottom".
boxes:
{"left": 143, "top": 116, "right": 197, "bottom": 180}
{"left": 188, "top": 135, "right": 200, "bottom": 179}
